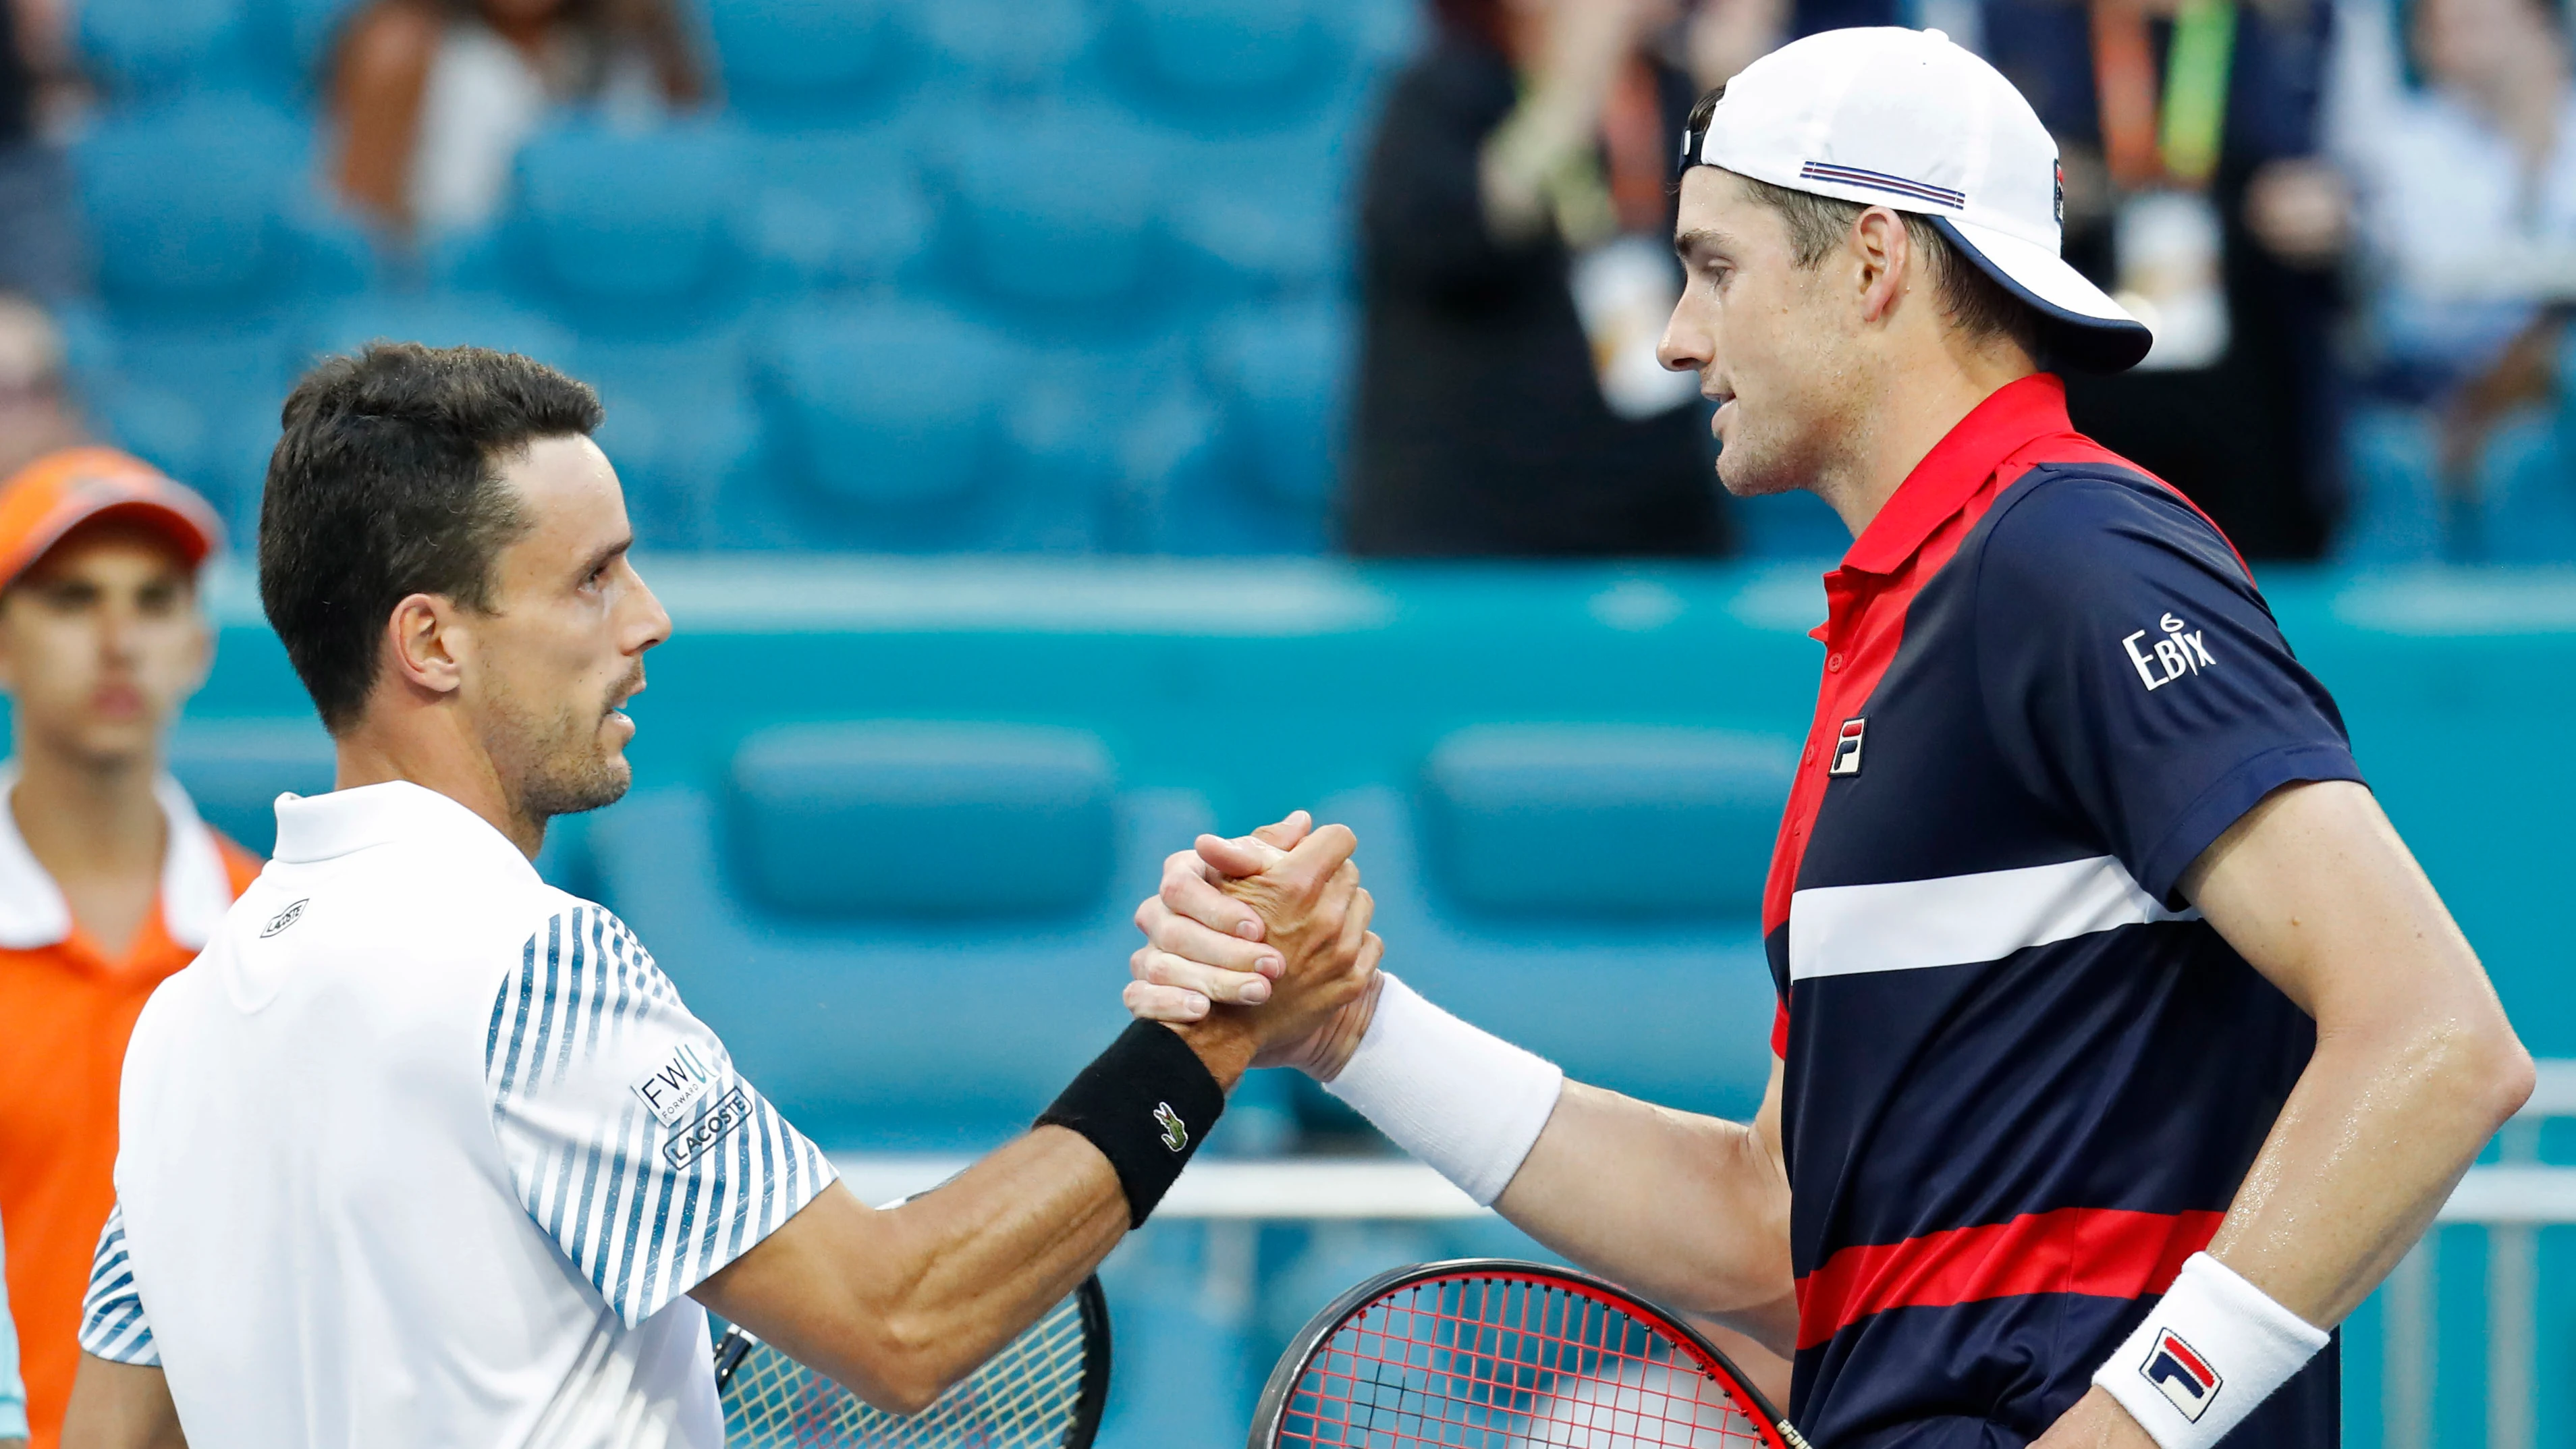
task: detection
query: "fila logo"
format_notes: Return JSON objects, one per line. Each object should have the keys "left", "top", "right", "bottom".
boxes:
{"left": 2140, "top": 1329, "right": 2222, "bottom": 1421}
{"left": 2122, "top": 613, "right": 2215, "bottom": 692}
{"left": 259, "top": 898, "right": 309, "bottom": 938}
{"left": 1153, "top": 1101, "right": 1188, "bottom": 1153}
{"left": 1827, "top": 718, "right": 1867, "bottom": 777}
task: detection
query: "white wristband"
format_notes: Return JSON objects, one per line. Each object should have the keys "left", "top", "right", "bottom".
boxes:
{"left": 2094, "top": 1252, "right": 2328, "bottom": 1449}
{"left": 1321, "top": 973, "right": 1564, "bottom": 1206}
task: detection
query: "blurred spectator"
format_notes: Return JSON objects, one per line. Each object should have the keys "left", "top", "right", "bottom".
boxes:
{"left": 1343, "top": 0, "right": 1775, "bottom": 557}
{"left": 327, "top": 0, "right": 704, "bottom": 237}
{"left": 0, "top": 299, "right": 78, "bottom": 481}
{"left": 0, "top": 450, "right": 258, "bottom": 1449}
{"left": 0, "top": 0, "right": 80, "bottom": 300}
{"left": 2328, "top": 0, "right": 2576, "bottom": 508}
{"left": 1988, "top": 0, "right": 2347, "bottom": 559}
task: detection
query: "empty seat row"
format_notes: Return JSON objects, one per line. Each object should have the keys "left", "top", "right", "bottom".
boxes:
{"left": 75, "top": 0, "right": 1415, "bottom": 132}
{"left": 595, "top": 719, "right": 1788, "bottom": 1147}
{"left": 77, "top": 289, "right": 1346, "bottom": 552}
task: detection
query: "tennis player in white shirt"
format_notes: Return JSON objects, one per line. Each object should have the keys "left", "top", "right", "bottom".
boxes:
{"left": 59, "top": 344, "right": 1376, "bottom": 1449}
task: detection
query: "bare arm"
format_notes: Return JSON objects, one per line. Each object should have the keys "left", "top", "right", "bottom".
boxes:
{"left": 2037, "top": 779, "right": 2534, "bottom": 1446}
{"left": 696, "top": 824, "right": 1379, "bottom": 1415}
{"left": 1132, "top": 836, "right": 1799, "bottom": 1353}
{"left": 59, "top": 1358, "right": 185, "bottom": 1449}
{"left": 690, "top": 1127, "right": 1135, "bottom": 1414}
{"left": 1493, "top": 1058, "right": 1799, "bottom": 1354}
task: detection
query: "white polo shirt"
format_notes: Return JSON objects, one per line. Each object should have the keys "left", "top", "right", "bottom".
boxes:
{"left": 79, "top": 781, "right": 835, "bottom": 1448}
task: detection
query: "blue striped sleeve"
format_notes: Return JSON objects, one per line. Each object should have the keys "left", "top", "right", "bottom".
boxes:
{"left": 78, "top": 1204, "right": 159, "bottom": 1367}
{"left": 485, "top": 904, "right": 837, "bottom": 1328}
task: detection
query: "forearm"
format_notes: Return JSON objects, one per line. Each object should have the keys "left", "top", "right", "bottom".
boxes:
{"left": 2206, "top": 1010, "right": 2527, "bottom": 1325}
{"left": 702, "top": 1016, "right": 1255, "bottom": 1410}
{"left": 1496, "top": 1080, "right": 1798, "bottom": 1351}
{"left": 881, "top": 1012, "right": 1249, "bottom": 1359}
{"left": 2186, "top": 781, "right": 2533, "bottom": 1326}
{"left": 874, "top": 1127, "right": 1133, "bottom": 1386}
{"left": 697, "top": 1130, "right": 1126, "bottom": 1411}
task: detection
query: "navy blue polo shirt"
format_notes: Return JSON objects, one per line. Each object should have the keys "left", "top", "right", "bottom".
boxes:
{"left": 1763, "top": 375, "right": 2358, "bottom": 1448}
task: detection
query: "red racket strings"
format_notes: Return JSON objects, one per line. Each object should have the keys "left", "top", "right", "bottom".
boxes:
{"left": 1276, "top": 1274, "right": 1776, "bottom": 1447}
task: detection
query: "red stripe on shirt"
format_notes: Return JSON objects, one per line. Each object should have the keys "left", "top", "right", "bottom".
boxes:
{"left": 1792, "top": 1205, "right": 2224, "bottom": 1351}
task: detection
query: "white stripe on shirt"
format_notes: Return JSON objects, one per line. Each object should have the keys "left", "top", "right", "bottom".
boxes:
{"left": 1789, "top": 854, "right": 2199, "bottom": 982}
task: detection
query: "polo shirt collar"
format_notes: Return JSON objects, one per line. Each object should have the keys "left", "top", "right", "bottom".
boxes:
{"left": 1840, "top": 373, "right": 2073, "bottom": 576}
{"left": 272, "top": 779, "right": 540, "bottom": 884}
{"left": 0, "top": 761, "right": 238, "bottom": 952}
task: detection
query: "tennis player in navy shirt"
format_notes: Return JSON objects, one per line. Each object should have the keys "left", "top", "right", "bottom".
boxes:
{"left": 1129, "top": 26, "right": 2535, "bottom": 1449}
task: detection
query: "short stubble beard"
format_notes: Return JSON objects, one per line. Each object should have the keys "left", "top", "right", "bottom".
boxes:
{"left": 487, "top": 664, "right": 639, "bottom": 825}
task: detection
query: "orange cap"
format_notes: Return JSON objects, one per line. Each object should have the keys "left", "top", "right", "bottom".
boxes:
{"left": 0, "top": 447, "right": 223, "bottom": 593}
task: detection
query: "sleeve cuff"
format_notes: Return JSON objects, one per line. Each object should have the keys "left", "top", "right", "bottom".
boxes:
{"left": 2138, "top": 742, "right": 2367, "bottom": 904}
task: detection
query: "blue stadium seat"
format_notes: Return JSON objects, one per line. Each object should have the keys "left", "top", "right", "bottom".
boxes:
{"left": 76, "top": 98, "right": 371, "bottom": 523}
{"left": 426, "top": 124, "right": 765, "bottom": 542}
{"left": 76, "top": 100, "right": 329, "bottom": 308}
{"left": 1165, "top": 128, "right": 1349, "bottom": 300}
{"left": 512, "top": 122, "right": 750, "bottom": 313}
{"left": 263, "top": 0, "right": 364, "bottom": 70}
{"left": 576, "top": 333, "right": 764, "bottom": 549}
{"left": 703, "top": 0, "right": 916, "bottom": 128}
{"left": 1204, "top": 302, "right": 1348, "bottom": 513}
{"left": 728, "top": 722, "right": 1117, "bottom": 917}
{"left": 2472, "top": 412, "right": 2576, "bottom": 563}
{"left": 1421, "top": 725, "right": 1790, "bottom": 921}
{"left": 2338, "top": 403, "right": 2576, "bottom": 564}
{"left": 586, "top": 763, "right": 1209, "bottom": 1149}
{"left": 2335, "top": 406, "right": 2446, "bottom": 564}
{"left": 736, "top": 126, "right": 935, "bottom": 290}
{"left": 1298, "top": 778, "right": 1782, "bottom": 1103}
{"left": 916, "top": 0, "right": 1100, "bottom": 97}
{"left": 1317, "top": 781, "right": 1780, "bottom": 1120}
{"left": 167, "top": 719, "right": 336, "bottom": 857}
{"left": 939, "top": 107, "right": 1172, "bottom": 315}
{"left": 306, "top": 295, "right": 577, "bottom": 368}
{"left": 78, "top": 0, "right": 256, "bottom": 105}
{"left": 1004, "top": 337, "right": 1209, "bottom": 553}
{"left": 1103, "top": 0, "right": 1350, "bottom": 120}
{"left": 761, "top": 303, "right": 1012, "bottom": 528}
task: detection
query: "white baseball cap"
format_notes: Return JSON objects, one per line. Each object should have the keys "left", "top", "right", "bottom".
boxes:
{"left": 1679, "top": 26, "right": 2153, "bottom": 373}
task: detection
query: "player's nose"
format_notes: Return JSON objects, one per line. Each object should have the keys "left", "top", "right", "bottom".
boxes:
{"left": 1655, "top": 308, "right": 1707, "bottom": 378}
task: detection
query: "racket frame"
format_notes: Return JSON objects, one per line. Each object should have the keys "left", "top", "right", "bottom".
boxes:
{"left": 710, "top": 1274, "right": 1114, "bottom": 1448}
{"left": 1245, "top": 1257, "right": 1807, "bottom": 1449}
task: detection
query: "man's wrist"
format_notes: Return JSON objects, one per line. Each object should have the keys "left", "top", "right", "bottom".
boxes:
{"left": 2091, "top": 1252, "right": 2326, "bottom": 1449}
{"left": 1166, "top": 1014, "right": 1257, "bottom": 1093}
{"left": 1303, "top": 972, "right": 1386, "bottom": 1083}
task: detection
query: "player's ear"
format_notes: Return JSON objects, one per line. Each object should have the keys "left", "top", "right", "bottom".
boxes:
{"left": 1853, "top": 207, "right": 1907, "bottom": 323}
{"left": 383, "top": 592, "right": 466, "bottom": 698}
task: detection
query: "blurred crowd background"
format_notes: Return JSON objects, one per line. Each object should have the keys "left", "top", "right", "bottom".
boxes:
{"left": 1, "top": 0, "right": 2573, "bottom": 564}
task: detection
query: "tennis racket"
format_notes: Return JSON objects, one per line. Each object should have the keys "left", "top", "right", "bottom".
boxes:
{"left": 1248, "top": 1258, "right": 1809, "bottom": 1449}
{"left": 713, "top": 1275, "right": 1112, "bottom": 1448}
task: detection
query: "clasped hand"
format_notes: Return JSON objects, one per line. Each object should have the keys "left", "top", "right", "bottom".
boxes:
{"left": 1126, "top": 811, "right": 1383, "bottom": 1078}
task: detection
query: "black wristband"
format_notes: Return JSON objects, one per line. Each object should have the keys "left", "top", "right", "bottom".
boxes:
{"left": 1037, "top": 1020, "right": 1226, "bottom": 1228}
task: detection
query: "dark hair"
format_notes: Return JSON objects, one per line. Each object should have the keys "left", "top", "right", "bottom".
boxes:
{"left": 259, "top": 344, "right": 603, "bottom": 734}
{"left": 1682, "top": 89, "right": 2044, "bottom": 361}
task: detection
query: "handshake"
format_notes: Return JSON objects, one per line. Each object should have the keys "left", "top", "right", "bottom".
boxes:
{"left": 1122, "top": 810, "right": 1384, "bottom": 1082}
